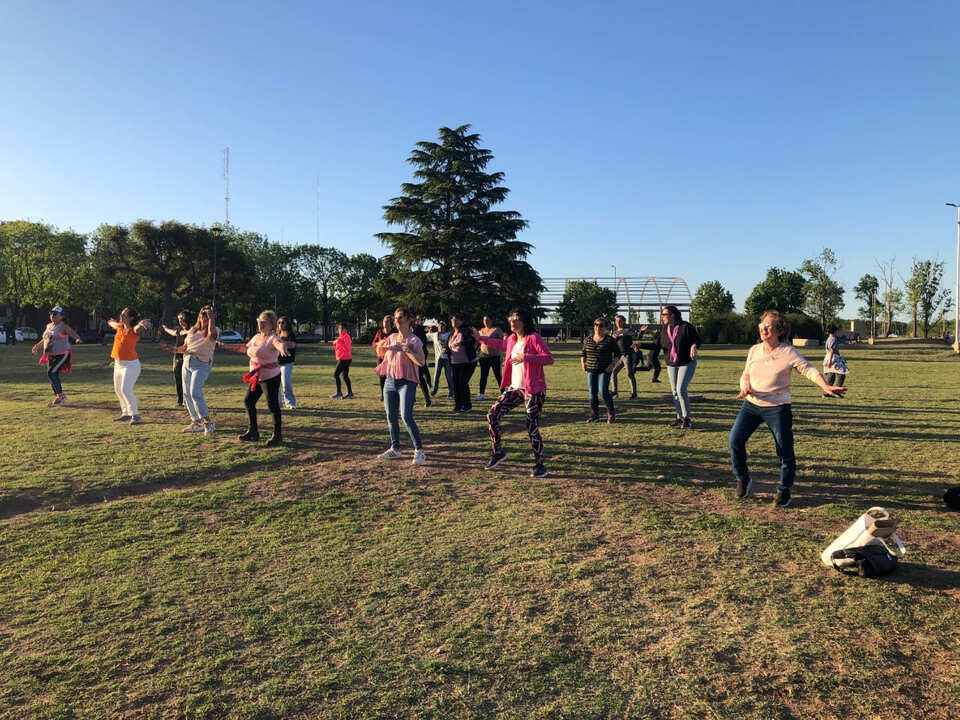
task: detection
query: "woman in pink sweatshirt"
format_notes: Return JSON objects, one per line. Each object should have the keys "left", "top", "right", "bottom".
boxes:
{"left": 473, "top": 308, "right": 554, "bottom": 479}
{"left": 331, "top": 322, "right": 354, "bottom": 399}
{"left": 730, "top": 310, "right": 847, "bottom": 507}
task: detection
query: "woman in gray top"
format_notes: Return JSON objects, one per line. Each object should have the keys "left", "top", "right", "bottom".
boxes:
{"left": 32, "top": 306, "right": 82, "bottom": 407}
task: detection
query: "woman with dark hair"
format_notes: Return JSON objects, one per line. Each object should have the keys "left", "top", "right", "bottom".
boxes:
{"left": 428, "top": 321, "right": 454, "bottom": 398}
{"left": 161, "top": 310, "right": 193, "bottom": 406}
{"left": 277, "top": 316, "right": 298, "bottom": 409}
{"left": 611, "top": 314, "right": 637, "bottom": 399}
{"left": 376, "top": 307, "right": 426, "bottom": 465}
{"left": 658, "top": 305, "right": 700, "bottom": 429}
{"left": 331, "top": 322, "right": 354, "bottom": 399}
{"left": 581, "top": 316, "right": 620, "bottom": 423}
{"left": 107, "top": 307, "right": 152, "bottom": 424}
{"left": 219, "top": 310, "right": 290, "bottom": 446}
{"left": 822, "top": 324, "right": 849, "bottom": 396}
{"left": 32, "top": 305, "right": 82, "bottom": 407}
{"left": 448, "top": 312, "right": 478, "bottom": 413}
{"left": 730, "top": 310, "right": 847, "bottom": 507}
{"left": 473, "top": 308, "right": 554, "bottom": 478}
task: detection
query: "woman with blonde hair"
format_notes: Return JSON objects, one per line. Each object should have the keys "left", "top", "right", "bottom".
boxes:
{"left": 163, "top": 306, "right": 219, "bottom": 434}
{"left": 730, "top": 310, "right": 847, "bottom": 507}
{"left": 219, "top": 310, "right": 290, "bottom": 446}
{"left": 107, "top": 307, "right": 152, "bottom": 425}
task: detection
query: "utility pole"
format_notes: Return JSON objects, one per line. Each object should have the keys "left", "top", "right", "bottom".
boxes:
{"left": 223, "top": 147, "right": 230, "bottom": 226}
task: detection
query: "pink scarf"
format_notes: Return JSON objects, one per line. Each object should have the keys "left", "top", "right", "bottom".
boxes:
{"left": 666, "top": 324, "right": 680, "bottom": 364}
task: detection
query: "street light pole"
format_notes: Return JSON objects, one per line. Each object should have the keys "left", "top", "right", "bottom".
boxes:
{"left": 210, "top": 225, "right": 223, "bottom": 309}
{"left": 947, "top": 203, "right": 960, "bottom": 353}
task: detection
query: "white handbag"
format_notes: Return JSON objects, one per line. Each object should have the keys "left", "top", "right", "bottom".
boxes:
{"left": 820, "top": 506, "right": 906, "bottom": 568}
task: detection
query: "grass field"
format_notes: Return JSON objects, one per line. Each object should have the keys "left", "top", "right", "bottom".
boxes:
{"left": 1, "top": 338, "right": 959, "bottom": 719}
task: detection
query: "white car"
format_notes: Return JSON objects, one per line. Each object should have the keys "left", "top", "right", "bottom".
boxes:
{"left": 219, "top": 330, "right": 244, "bottom": 343}
{"left": 18, "top": 327, "right": 39, "bottom": 340}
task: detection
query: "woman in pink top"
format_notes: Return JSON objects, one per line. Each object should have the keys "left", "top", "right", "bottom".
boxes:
{"left": 473, "top": 308, "right": 554, "bottom": 479}
{"left": 220, "top": 309, "right": 290, "bottom": 446}
{"left": 331, "top": 322, "right": 354, "bottom": 399}
{"left": 730, "top": 310, "right": 847, "bottom": 507}
{"left": 376, "top": 307, "right": 426, "bottom": 465}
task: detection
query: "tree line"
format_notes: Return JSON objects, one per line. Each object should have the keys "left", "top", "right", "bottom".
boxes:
{"left": 689, "top": 249, "right": 953, "bottom": 342}
{"left": 0, "top": 125, "right": 542, "bottom": 338}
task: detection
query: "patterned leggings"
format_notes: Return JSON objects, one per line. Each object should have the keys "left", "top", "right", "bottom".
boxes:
{"left": 486, "top": 389, "right": 546, "bottom": 464}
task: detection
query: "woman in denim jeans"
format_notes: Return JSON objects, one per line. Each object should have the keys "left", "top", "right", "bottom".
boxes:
{"left": 657, "top": 305, "right": 700, "bottom": 429}
{"left": 163, "top": 306, "right": 219, "bottom": 434}
{"left": 376, "top": 307, "right": 427, "bottom": 465}
{"left": 730, "top": 310, "right": 846, "bottom": 508}
{"left": 581, "top": 317, "right": 620, "bottom": 423}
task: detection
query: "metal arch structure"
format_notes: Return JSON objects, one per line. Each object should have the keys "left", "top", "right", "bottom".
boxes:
{"left": 540, "top": 276, "right": 693, "bottom": 320}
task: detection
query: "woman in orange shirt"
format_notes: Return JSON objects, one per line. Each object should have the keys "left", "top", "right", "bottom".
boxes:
{"left": 107, "top": 307, "right": 152, "bottom": 425}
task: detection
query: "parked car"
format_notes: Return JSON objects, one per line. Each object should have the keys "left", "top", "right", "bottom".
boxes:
{"left": 0, "top": 328, "right": 25, "bottom": 343}
{"left": 219, "top": 330, "right": 244, "bottom": 343}
{"left": 77, "top": 329, "right": 103, "bottom": 344}
{"left": 17, "top": 327, "right": 39, "bottom": 340}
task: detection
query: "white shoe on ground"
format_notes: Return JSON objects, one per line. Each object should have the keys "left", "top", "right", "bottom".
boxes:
{"left": 203, "top": 421, "right": 216, "bottom": 435}
{"left": 183, "top": 422, "right": 204, "bottom": 433}
{"left": 378, "top": 447, "right": 402, "bottom": 460}
{"left": 412, "top": 449, "right": 426, "bottom": 465}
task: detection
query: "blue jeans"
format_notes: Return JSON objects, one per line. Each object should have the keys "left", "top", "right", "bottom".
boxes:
{"left": 586, "top": 371, "right": 614, "bottom": 415}
{"left": 383, "top": 378, "right": 422, "bottom": 450}
{"left": 182, "top": 356, "right": 212, "bottom": 421}
{"left": 48, "top": 353, "right": 70, "bottom": 395}
{"left": 431, "top": 356, "right": 454, "bottom": 397}
{"left": 729, "top": 401, "right": 795, "bottom": 490}
{"left": 667, "top": 360, "right": 697, "bottom": 418}
{"left": 280, "top": 363, "right": 296, "bottom": 408}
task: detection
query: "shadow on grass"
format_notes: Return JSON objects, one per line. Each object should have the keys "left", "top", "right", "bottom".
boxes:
{"left": 879, "top": 562, "right": 960, "bottom": 591}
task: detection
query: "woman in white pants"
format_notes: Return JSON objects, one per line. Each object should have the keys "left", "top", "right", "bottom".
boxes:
{"left": 107, "top": 308, "right": 151, "bottom": 424}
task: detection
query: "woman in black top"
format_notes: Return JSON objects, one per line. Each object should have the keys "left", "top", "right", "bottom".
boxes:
{"left": 161, "top": 310, "right": 193, "bottom": 406}
{"left": 448, "top": 312, "right": 478, "bottom": 412}
{"left": 581, "top": 316, "right": 621, "bottom": 423}
{"left": 611, "top": 314, "right": 637, "bottom": 399}
{"left": 657, "top": 305, "right": 701, "bottom": 429}
{"left": 277, "top": 316, "right": 298, "bottom": 410}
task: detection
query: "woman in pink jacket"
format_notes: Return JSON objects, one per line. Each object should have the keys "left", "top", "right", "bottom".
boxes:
{"left": 473, "top": 308, "right": 554, "bottom": 478}
{"left": 331, "top": 322, "right": 354, "bottom": 399}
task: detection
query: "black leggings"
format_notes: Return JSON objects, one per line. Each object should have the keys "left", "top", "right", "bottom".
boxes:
{"left": 417, "top": 364, "right": 432, "bottom": 404}
{"left": 244, "top": 375, "right": 282, "bottom": 435}
{"left": 174, "top": 356, "right": 184, "bottom": 404}
{"left": 452, "top": 362, "right": 476, "bottom": 411}
{"left": 478, "top": 356, "right": 502, "bottom": 395}
{"left": 334, "top": 359, "right": 353, "bottom": 395}
{"left": 825, "top": 372, "right": 846, "bottom": 388}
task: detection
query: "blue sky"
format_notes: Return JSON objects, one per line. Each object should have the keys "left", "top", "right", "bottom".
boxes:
{"left": 2, "top": 0, "right": 958, "bottom": 316}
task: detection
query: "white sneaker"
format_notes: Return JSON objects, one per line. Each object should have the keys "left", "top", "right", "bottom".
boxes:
{"left": 476, "top": 393, "right": 485, "bottom": 401}
{"left": 412, "top": 449, "right": 426, "bottom": 465}
{"left": 378, "top": 448, "right": 402, "bottom": 460}
{"left": 182, "top": 422, "right": 204, "bottom": 433}
{"left": 203, "top": 421, "right": 216, "bottom": 435}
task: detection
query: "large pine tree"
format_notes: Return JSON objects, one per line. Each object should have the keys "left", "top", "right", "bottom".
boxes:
{"left": 376, "top": 124, "right": 542, "bottom": 322}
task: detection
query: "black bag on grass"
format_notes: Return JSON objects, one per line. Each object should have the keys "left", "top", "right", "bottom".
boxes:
{"left": 830, "top": 545, "right": 898, "bottom": 578}
{"left": 944, "top": 486, "right": 960, "bottom": 511}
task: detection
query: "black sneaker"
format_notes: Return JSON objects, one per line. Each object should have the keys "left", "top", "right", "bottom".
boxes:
{"left": 651, "top": 377, "right": 661, "bottom": 383}
{"left": 266, "top": 434, "right": 283, "bottom": 447}
{"left": 586, "top": 412, "right": 597, "bottom": 423}
{"left": 682, "top": 418, "right": 693, "bottom": 430}
{"left": 238, "top": 429, "right": 260, "bottom": 442}
{"left": 668, "top": 417, "right": 683, "bottom": 428}
{"left": 773, "top": 488, "right": 792, "bottom": 507}
{"left": 736, "top": 477, "right": 753, "bottom": 499}
{"left": 485, "top": 451, "right": 508, "bottom": 470}
{"left": 628, "top": 393, "right": 638, "bottom": 399}
{"left": 531, "top": 463, "right": 548, "bottom": 478}
{"left": 607, "top": 413, "right": 615, "bottom": 424}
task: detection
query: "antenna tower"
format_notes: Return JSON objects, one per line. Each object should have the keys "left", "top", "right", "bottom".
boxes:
{"left": 316, "top": 175, "right": 320, "bottom": 243}
{"left": 223, "top": 147, "right": 230, "bottom": 225}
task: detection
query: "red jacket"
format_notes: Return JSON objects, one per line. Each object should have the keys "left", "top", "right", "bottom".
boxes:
{"left": 334, "top": 331, "right": 352, "bottom": 360}
{"left": 476, "top": 332, "right": 553, "bottom": 394}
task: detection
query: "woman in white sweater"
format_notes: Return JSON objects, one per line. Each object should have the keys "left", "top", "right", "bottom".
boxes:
{"left": 730, "top": 310, "right": 846, "bottom": 507}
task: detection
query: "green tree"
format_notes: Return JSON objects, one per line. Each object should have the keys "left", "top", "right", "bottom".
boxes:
{"left": 297, "top": 245, "right": 348, "bottom": 337}
{"left": 0, "top": 221, "right": 88, "bottom": 324}
{"left": 376, "top": 124, "right": 542, "bottom": 320}
{"left": 335, "top": 253, "right": 388, "bottom": 329}
{"left": 744, "top": 267, "right": 807, "bottom": 319}
{"left": 556, "top": 280, "right": 617, "bottom": 335}
{"left": 690, "top": 280, "right": 734, "bottom": 325}
{"left": 799, "top": 248, "right": 844, "bottom": 336}
{"left": 903, "top": 258, "right": 947, "bottom": 338}
{"left": 853, "top": 274, "right": 880, "bottom": 335}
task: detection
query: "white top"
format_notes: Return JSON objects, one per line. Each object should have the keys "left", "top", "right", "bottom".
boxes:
{"left": 509, "top": 337, "right": 526, "bottom": 391}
